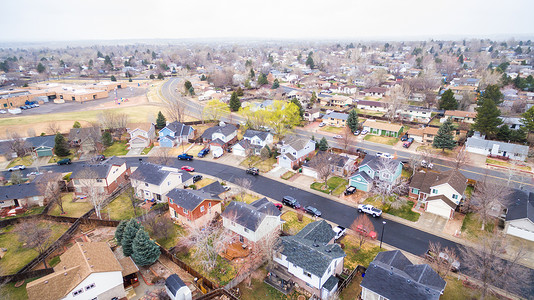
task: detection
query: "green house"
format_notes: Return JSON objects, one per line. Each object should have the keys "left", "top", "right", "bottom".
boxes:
{"left": 349, "top": 155, "right": 403, "bottom": 192}
{"left": 362, "top": 119, "right": 403, "bottom": 137}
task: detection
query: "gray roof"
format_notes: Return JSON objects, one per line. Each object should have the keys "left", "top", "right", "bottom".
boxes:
{"left": 281, "top": 135, "right": 315, "bottom": 152}
{"left": 25, "top": 135, "right": 55, "bottom": 149}
{"left": 357, "top": 100, "right": 386, "bottom": 107}
{"left": 199, "top": 181, "right": 227, "bottom": 197}
{"left": 352, "top": 170, "right": 372, "bottom": 183}
{"left": 303, "top": 151, "right": 349, "bottom": 169}
{"left": 243, "top": 129, "right": 271, "bottom": 141}
{"left": 410, "top": 170, "right": 467, "bottom": 195}
{"left": 222, "top": 198, "right": 280, "bottom": 231}
{"left": 201, "top": 123, "right": 237, "bottom": 139}
{"left": 166, "top": 188, "right": 220, "bottom": 211}
{"left": 358, "top": 155, "right": 402, "bottom": 172}
{"left": 505, "top": 189, "right": 534, "bottom": 222}
{"left": 165, "top": 274, "right": 186, "bottom": 296}
{"left": 279, "top": 221, "right": 345, "bottom": 277}
{"left": 466, "top": 136, "right": 529, "bottom": 156}
{"left": 323, "top": 112, "right": 348, "bottom": 121}
{"left": 0, "top": 182, "right": 42, "bottom": 201}
{"left": 71, "top": 156, "right": 127, "bottom": 180}
{"left": 130, "top": 162, "right": 190, "bottom": 186}
{"left": 361, "top": 250, "right": 446, "bottom": 300}
{"left": 164, "top": 121, "right": 193, "bottom": 137}
{"left": 323, "top": 275, "right": 339, "bottom": 291}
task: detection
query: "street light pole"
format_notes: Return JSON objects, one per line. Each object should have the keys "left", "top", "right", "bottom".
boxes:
{"left": 380, "top": 221, "right": 386, "bottom": 249}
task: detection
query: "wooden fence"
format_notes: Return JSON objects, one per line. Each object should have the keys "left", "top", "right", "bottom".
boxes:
{"left": 0, "top": 268, "right": 54, "bottom": 284}
{"left": 159, "top": 247, "right": 218, "bottom": 291}
{"left": 194, "top": 288, "right": 240, "bottom": 300}
{"left": 335, "top": 265, "right": 365, "bottom": 296}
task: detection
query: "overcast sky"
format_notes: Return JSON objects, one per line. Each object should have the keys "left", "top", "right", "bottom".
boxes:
{"left": 1, "top": 0, "right": 533, "bottom": 42}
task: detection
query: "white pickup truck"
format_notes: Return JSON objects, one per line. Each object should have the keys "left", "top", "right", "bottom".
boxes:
{"left": 357, "top": 204, "right": 382, "bottom": 218}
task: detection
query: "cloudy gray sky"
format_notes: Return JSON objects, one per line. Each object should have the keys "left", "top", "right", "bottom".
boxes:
{"left": 1, "top": 0, "right": 533, "bottom": 41}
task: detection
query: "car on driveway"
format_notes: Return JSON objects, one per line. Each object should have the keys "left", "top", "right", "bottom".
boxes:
{"left": 304, "top": 206, "right": 322, "bottom": 217}
{"left": 360, "top": 130, "right": 369, "bottom": 135}
{"left": 198, "top": 148, "right": 210, "bottom": 158}
{"left": 333, "top": 226, "right": 346, "bottom": 240}
{"left": 94, "top": 154, "right": 106, "bottom": 161}
{"left": 318, "top": 122, "right": 326, "bottom": 127}
{"left": 376, "top": 152, "right": 393, "bottom": 159}
{"left": 178, "top": 153, "right": 193, "bottom": 161}
{"left": 282, "top": 196, "right": 301, "bottom": 209}
{"left": 57, "top": 158, "right": 72, "bottom": 165}
{"left": 246, "top": 167, "right": 259, "bottom": 175}
{"left": 333, "top": 135, "right": 342, "bottom": 139}
{"left": 274, "top": 203, "right": 283, "bottom": 211}
{"left": 193, "top": 175, "right": 203, "bottom": 183}
{"left": 8, "top": 165, "right": 26, "bottom": 171}
{"left": 353, "top": 130, "right": 360, "bottom": 136}
{"left": 357, "top": 204, "right": 382, "bottom": 217}
{"left": 403, "top": 138, "right": 414, "bottom": 148}
{"left": 181, "top": 166, "right": 194, "bottom": 172}
{"left": 344, "top": 186, "right": 357, "bottom": 196}
{"left": 400, "top": 134, "right": 409, "bottom": 141}
{"left": 354, "top": 224, "right": 377, "bottom": 239}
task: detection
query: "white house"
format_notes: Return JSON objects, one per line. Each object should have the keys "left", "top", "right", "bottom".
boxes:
{"left": 201, "top": 122, "right": 238, "bottom": 152}
{"left": 465, "top": 133, "right": 529, "bottom": 161}
{"left": 130, "top": 162, "right": 193, "bottom": 203}
{"left": 222, "top": 198, "right": 283, "bottom": 244}
{"left": 26, "top": 242, "right": 133, "bottom": 300}
{"left": 396, "top": 106, "right": 433, "bottom": 122}
{"left": 232, "top": 129, "right": 273, "bottom": 157}
{"left": 70, "top": 156, "right": 131, "bottom": 197}
{"left": 272, "top": 221, "right": 345, "bottom": 299}
{"left": 127, "top": 123, "right": 156, "bottom": 149}
{"left": 504, "top": 190, "right": 534, "bottom": 241}
{"left": 356, "top": 100, "right": 388, "bottom": 112}
{"left": 277, "top": 135, "right": 316, "bottom": 170}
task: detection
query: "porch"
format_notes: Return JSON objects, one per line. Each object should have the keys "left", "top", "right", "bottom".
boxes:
{"left": 220, "top": 241, "right": 251, "bottom": 261}
{"left": 264, "top": 265, "right": 295, "bottom": 295}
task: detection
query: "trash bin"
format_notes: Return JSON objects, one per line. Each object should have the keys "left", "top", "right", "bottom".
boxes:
{"left": 299, "top": 168, "right": 302, "bottom": 173}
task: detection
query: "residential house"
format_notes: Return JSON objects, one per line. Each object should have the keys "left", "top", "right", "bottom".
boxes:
{"left": 222, "top": 198, "right": 283, "bottom": 245}
{"left": 302, "top": 151, "right": 356, "bottom": 179}
{"left": 362, "top": 119, "right": 403, "bottom": 137}
{"left": 397, "top": 106, "right": 433, "bottom": 122}
{"left": 408, "top": 170, "right": 467, "bottom": 219}
{"left": 328, "top": 95, "right": 353, "bottom": 107}
{"left": 504, "top": 190, "right": 534, "bottom": 241}
{"left": 167, "top": 188, "right": 222, "bottom": 227}
{"left": 272, "top": 221, "right": 346, "bottom": 299}
{"left": 0, "top": 182, "right": 44, "bottom": 209}
{"left": 232, "top": 129, "right": 273, "bottom": 157}
{"left": 322, "top": 112, "right": 348, "bottom": 128}
{"left": 26, "top": 241, "right": 137, "bottom": 300}
{"left": 303, "top": 107, "right": 321, "bottom": 122}
{"left": 465, "top": 133, "right": 529, "bottom": 161}
{"left": 361, "top": 250, "right": 446, "bottom": 300}
{"left": 127, "top": 123, "right": 156, "bottom": 149}
{"left": 69, "top": 127, "right": 102, "bottom": 152}
{"left": 130, "top": 162, "right": 193, "bottom": 203}
{"left": 407, "top": 127, "right": 439, "bottom": 144}
{"left": 277, "top": 135, "right": 316, "bottom": 170}
{"left": 331, "top": 85, "right": 358, "bottom": 95}
{"left": 499, "top": 116, "right": 524, "bottom": 130}
{"left": 201, "top": 122, "right": 238, "bottom": 152}
{"left": 158, "top": 121, "right": 195, "bottom": 148}
{"left": 349, "top": 155, "right": 403, "bottom": 192}
{"left": 357, "top": 100, "right": 387, "bottom": 112}
{"left": 441, "top": 110, "right": 477, "bottom": 124}
{"left": 71, "top": 156, "right": 131, "bottom": 197}
{"left": 361, "top": 87, "right": 387, "bottom": 98}
{"left": 25, "top": 135, "right": 55, "bottom": 157}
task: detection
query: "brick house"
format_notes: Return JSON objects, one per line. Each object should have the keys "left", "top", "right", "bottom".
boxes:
{"left": 167, "top": 188, "right": 222, "bottom": 227}
{"left": 71, "top": 156, "right": 131, "bottom": 197}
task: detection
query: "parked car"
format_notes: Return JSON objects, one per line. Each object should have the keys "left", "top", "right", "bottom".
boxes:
{"left": 282, "top": 196, "right": 301, "bottom": 209}
{"left": 198, "top": 148, "right": 210, "bottom": 158}
{"left": 304, "top": 206, "right": 322, "bottom": 217}
{"left": 246, "top": 167, "right": 259, "bottom": 175}
{"left": 28, "top": 171, "right": 42, "bottom": 176}
{"left": 24, "top": 105, "right": 31, "bottom": 109}
{"left": 400, "top": 134, "right": 409, "bottom": 141}
{"left": 0, "top": 110, "right": 6, "bottom": 114}
{"left": 421, "top": 160, "right": 434, "bottom": 169}
{"left": 57, "top": 158, "right": 72, "bottom": 165}
{"left": 181, "top": 166, "right": 194, "bottom": 172}
{"left": 425, "top": 250, "right": 460, "bottom": 272}
{"left": 94, "top": 154, "right": 106, "bottom": 161}
{"left": 354, "top": 224, "right": 377, "bottom": 239}
{"left": 8, "top": 165, "right": 26, "bottom": 171}
{"left": 353, "top": 130, "right": 361, "bottom": 136}
{"left": 376, "top": 152, "right": 393, "bottom": 159}
{"left": 333, "top": 135, "right": 342, "bottom": 139}
{"left": 212, "top": 148, "right": 224, "bottom": 158}
{"left": 357, "top": 204, "right": 382, "bottom": 217}
{"left": 19, "top": 106, "right": 26, "bottom": 110}
{"left": 318, "top": 122, "right": 326, "bottom": 127}
{"left": 403, "top": 138, "right": 414, "bottom": 148}
{"left": 178, "top": 153, "right": 193, "bottom": 161}
{"left": 344, "top": 186, "right": 357, "bottom": 196}
{"left": 193, "top": 175, "right": 203, "bottom": 183}
{"left": 333, "top": 226, "right": 346, "bottom": 240}
{"left": 360, "top": 130, "right": 369, "bottom": 135}
{"left": 33, "top": 103, "right": 39, "bottom": 107}
{"left": 274, "top": 203, "right": 283, "bottom": 211}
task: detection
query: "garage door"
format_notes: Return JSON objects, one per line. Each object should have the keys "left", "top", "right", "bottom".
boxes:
{"left": 425, "top": 201, "right": 451, "bottom": 219}
{"left": 507, "top": 225, "right": 534, "bottom": 242}
{"left": 302, "top": 167, "right": 317, "bottom": 178}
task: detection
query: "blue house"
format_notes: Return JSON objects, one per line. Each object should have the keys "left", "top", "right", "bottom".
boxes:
{"left": 349, "top": 155, "right": 403, "bottom": 192}
{"left": 158, "top": 121, "right": 195, "bottom": 148}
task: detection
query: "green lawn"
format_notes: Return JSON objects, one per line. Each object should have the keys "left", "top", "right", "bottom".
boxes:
{"left": 342, "top": 235, "right": 386, "bottom": 269}
{"left": 281, "top": 211, "right": 314, "bottom": 235}
{"left": 233, "top": 193, "right": 260, "bottom": 204}
{"left": 103, "top": 141, "right": 129, "bottom": 157}
{"left": 103, "top": 191, "right": 143, "bottom": 220}
{"left": 49, "top": 193, "right": 93, "bottom": 218}
{"left": 461, "top": 212, "right": 495, "bottom": 240}
{"left": 386, "top": 201, "right": 420, "bottom": 222}
{"left": 0, "top": 277, "right": 42, "bottom": 299}
{"left": 321, "top": 126, "right": 344, "bottom": 134}
{"left": 140, "top": 145, "right": 154, "bottom": 155}
{"left": 193, "top": 178, "right": 216, "bottom": 189}
{"left": 441, "top": 275, "right": 500, "bottom": 300}
{"left": 310, "top": 176, "right": 348, "bottom": 195}
{"left": 154, "top": 223, "right": 184, "bottom": 249}
{"left": 281, "top": 171, "right": 296, "bottom": 180}
{"left": 240, "top": 155, "right": 276, "bottom": 172}
{"left": 363, "top": 134, "right": 399, "bottom": 146}
{"left": 7, "top": 156, "right": 34, "bottom": 168}
{"left": 48, "top": 151, "right": 76, "bottom": 164}
{"left": 238, "top": 268, "right": 305, "bottom": 300}
{"left": 0, "top": 222, "right": 69, "bottom": 275}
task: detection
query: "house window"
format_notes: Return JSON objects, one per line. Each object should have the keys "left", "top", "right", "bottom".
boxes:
{"left": 452, "top": 194, "right": 458, "bottom": 199}
{"left": 183, "top": 208, "right": 188, "bottom": 214}
{"left": 209, "top": 202, "right": 211, "bottom": 208}
{"left": 145, "top": 183, "right": 149, "bottom": 187}
{"left": 432, "top": 189, "right": 438, "bottom": 194}
{"left": 85, "top": 283, "right": 96, "bottom": 291}
{"left": 72, "top": 288, "right": 83, "bottom": 296}
{"left": 239, "top": 235, "right": 244, "bottom": 243}
{"left": 96, "top": 179, "right": 103, "bottom": 183}
{"left": 412, "top": 188, "right": 419, "bottom": 195}
{"left": 303, "top": 271, "right": 312, "bottom": 278}
{"left": 156, "top": 194, "right": 161, "bottom": 201}
{"left": 200, "top": 206, "right": 205, "bottom": 212}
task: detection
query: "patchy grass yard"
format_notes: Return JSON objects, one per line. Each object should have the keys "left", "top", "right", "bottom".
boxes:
{"left": 342, "top": 234, "right": 386, "bottom": 269}
{"left": 281, "top": 211, "right": 313, "bottom": 235}
{"left": 103, "top": 141, "right": 129, "bottom": 157}
{"left": 240, "top": 155, "right": 261, "bottom": 168}
{"left": 281, "top": 171, "right": 296, "bottom": 180}
{"left": 0, "top": 277, "right": 41, "bottom": 299}
{"left": 1, "top": 206, "right": 45, "bottom": 220}
{"left": 0, "top": 222, "right": 69, "bottom": 275}
{"left": 363, "top": 135, "right": 399, "bottom": 146}
{"left": 175, "top": 249, "right": 236, "bottom": 286}
{"left": 339, "top": 274, "right": 363, "bottom": 300}
{"left": 104, "top": 192, "right": 143, "bottom": 220}
{"left": 441, "top": 275, "right": 500, "bottom": 300}
{"left": 486, "top": 158, "right": 532, "bottom": 171}
{"left": 240, "top": 155, "right": 276, "bottom": 172}
{"left": 310, "top": 176, "right": 348, "bottom": 195}
{"left": 232, "top": 193, "right": 260, "bottom": 204}
{"left": 48, "top": 151, "right": 76, "bottom": 164}
{"left": 238, "top": 268, "right": 305, "bottom": 300}
{"left": 7, "top": 155, "right": 34, "bottom": 168}
{"left": 461, "top": 212, "right": 495, "bottom": 240}
{"left": 186, "top": 144, "right": 206, "bottom": 156}
{"left": 194, "top": 178, "right": 216, "bottom": 189}
{"left": 355, "top": 108, "right": 385, "bottom": 117}
{"left": 154, "top": 223, "right": 184, "bottom": 249}
{"left": 49, "top": 193, "right": 93, "bottom": 218}
{"left": 321, "top": 126, "right": 344, "bottom": 134}
{"left": 387, "top": 201, "right": 420, "bottom": 222}
{"left": 140, "top": 145, "right": 154, "bottom": 155}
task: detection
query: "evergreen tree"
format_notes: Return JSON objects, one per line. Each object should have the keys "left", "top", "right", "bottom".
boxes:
{"left": 347, "top": 109, "right": 359, "bottom": 133}
{"left": 473, "top": 97, "right": 502, "bottom": 138}
{"left": 236, "top": 87, "right": 244, "bottom": 96}
{"left": 290, "top": 98, "right": 304, "bottom": 119}
{"left": 271, "top": 79, "right": 280, "bottom": 89}
{"left": 149, "top": 74, "right": 155, "bottom": 79}
{"left": 131, "top": 230, "right": 160, "bottom": 266}
{"left": 122, "top": 219, "right": 142, "bottom": 257}
{"left": 156, "top": 111, "right": 166, "bottom": 129}
{"left": 97, "top": 51, "right": 104, "bottom": 58}
{"left": 37, "top": 63, "right": 45, "bottom": 73}
{"left": 104, "top": 55, "right": 113, "bottom": 67}
{"left": 305, "top": 55, "right": 315, "bottom": 69}
{"left": 229, "top": 91, "right": 241, "bottom": 112}
{"left": 184, "top": 80, "right": 192, "bottom": 93}
{"left": 200, "top": 74, "right": 207, "bottom": 81}
{"left": 188, "top": 86, "right": 195, "bottom": 96}
{"left": 102, "top": 131, "right": 113, "bottom": 147}
{"left": 157, "top": 73, "right": 164, "bottom": 80}
{"left": 496, "top": 124, "right": 511, "bottom": 141}
{"left": 438, "top": 89, "right": 458, "bottom": 110}
{"left": 73, "top": 121, "right": 81, "bottom": 128}
{"left": 310, "top": 91, "right": 317, "bottom": 104}
{"left": 258, "top": 73, "right": 268, "bottom": 85}
{"left": 510, "top": 127, "right": 527, "bottom": 143}
{"left": 249, "top": 69, "right": 255, "bottom": 79}
{"left": 115, "top": 220, "right": 128, "bottom": 245}
{"left": 318, "top": 137, "right": 329, "bottom": 151}
{"left": 458, "top": 54, "right": 464, "bottom": 64}
{"left": 483, "top": 84, "right": 503, "bottom": 105}
{"left": 110, "top": 75, "right": 117, "bottom": 82}
{"left": 54, "top": 133, "right": 70, "bottom": 157}
{"left": 520, "top": 106, "right": 534, "bottom": 140}
{"left": 433, "top": 118, "right": 456, "bottom": 152}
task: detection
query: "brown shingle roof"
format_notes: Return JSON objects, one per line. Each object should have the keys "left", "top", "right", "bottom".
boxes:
{"left": 445, "top": 110, "right": 477, "bottom": 118}
{"left": 363, "top": 119, "right": 403, "bottom": 132}
{"left": 426, "top": 194, "right": 457, "bottom": 209}
{"left": 410, "top": 170, "right": 467, "bottom": 195}
{"left": 127, "top": 122, "right": 154, "bottom": 133}
{"left": 119, "top": 256, "right": 139, "bottom": 277}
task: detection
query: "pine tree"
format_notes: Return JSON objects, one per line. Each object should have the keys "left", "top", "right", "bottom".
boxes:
{"left": 131, "top": 230, "right": 160, "bottom": 266}
{"left": 473, "top": 97, "right": 502, "bottom": 138}
{"left": 115, "top": 220, "right": 128, "bottom": 245}
{"left": 37, "top": 63, "right": 45, "bottom": 73}
{"left": 122, "top": 219, "right": 142, "bottom": 257}
{"left": 306, "top": 55, "right": 315, "bottom": 69}
{"left": 310, "top": 92, "right": 317, "bottom": 104}
{"left": 271, "top": 79, "right": 280, "bottom": 89}
{"left": 318, "top": 137, "right": 329, "bottom": 151}
{"left": 157, "top": 73, "right": 164, "bottom": 80}
{"left": 229, "top": 91, "right": 241, "bottom": 112}
{"left": 520, "top": 106, "right": 534, "bottom": 140}
{"left": 249, "top": 69, "right": 255, "bottom": 79}
{"left": 433, "top": 118, "right": 456, "bottom": 152}
{"left": 102, "top": 131, "right": 113, "bottom": 147}
{"left": 236, "top": 87, "right": 244, "bottom": 96}
{"left": 110, "top": 75, "right": 117, "bottom": 82}
{"left": 258, "top": 73, "right": 268, "bottom": 85}
{"left": 347, "top": 109, "right": 359, "bottom": 133}
{"left": 156, "top": 111, "right": 166, "bottom": 129}
{"left": 482, "top": 85, "right": 503, "bottom": 105}
{"left": 73, "top": 121, "right": 81, "bottom": 128}
{"left": 438, "top": 89, "right": 458, "bottom": 110}
{"left": 184, "top": 80, "right": 192, "bottom": 93}
{"left": 54, "top": 133, "right": 70, "bottom": 157}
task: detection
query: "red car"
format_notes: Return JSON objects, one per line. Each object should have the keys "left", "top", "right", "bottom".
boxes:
{"left": 355, "top": 224, "right": 377, "bottom": 239}
{"left": 274, "top": 203, "right": 283, "bottom": 211}
{"left": 181, "top": 166, "right": 194, "bottom": 172}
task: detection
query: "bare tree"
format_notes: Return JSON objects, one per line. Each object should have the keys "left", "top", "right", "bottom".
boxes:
{"left": 37, "top": 174, "right": 64, "bottom": 214}
{"left": 10, "top": 170, "right": 24, "bottom": 185}
{"left": 7, "top": 132, "right": 27, "bottom": 158}
{"left": 165, "top": 98, "right": 186, "bottom": 123}
{"left": 459, "top": 231, "right": 528, "bottom": 299}
{"left": 142, "top": 214, "right": 173, "bottom": 241}
{"left": 16, "top": 221, "right": 53, "bottom": 268}
{"left": 384, "top": 85, "right": 409, "bottom": 121}
{"left": 256, "top": 230, "right": 282, "bottom": 270}
{"left": 125, "top": 187, "right": 139, "bottom": 216}
{"left": 77, "top": 168, "right": 107, "bottom": 219}
{"left": 310, "top": 151, "right": 340, "bottom": 190}
{"left": 148, "top": 147, "right": 173, "bottom": 165}
{"left": 350, "top": 214, "right": 375, "bottom": 251}
{"left": 47, "top": 122, "right": 61, "bottom": 135}
{"left": 234, "top": 177, "right": 252, "bottom": 202}
{"left": 408, "top": 153, "right": 424, "bottom": 176}
{"left": 83, "top": 123, "right": 103, "bottom": 153}
{"left": 339, "top": 126, "right": 354, "bottom": 152}
{"left": 423, "top": 241, "right": 459, "bottom": 278}
{"left": 469, "top": 178, "right": 511, "bottom": 231}
{"left": 371, "top": 158, "right": 408, "bottom": 208}
{"left": 453, "top": 146, "right": 470, "bottom": 170}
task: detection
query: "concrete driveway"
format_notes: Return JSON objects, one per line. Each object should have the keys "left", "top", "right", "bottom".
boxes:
{"left": 416, "top": 212, "right": 448, "bottom": 233}
{"left": 127, "top": 147, "right": 143, "bottom": 156}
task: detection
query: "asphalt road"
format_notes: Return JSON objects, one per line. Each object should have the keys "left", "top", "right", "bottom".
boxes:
{"left": 9, "top": 158, "right": 533, "bottom": 297}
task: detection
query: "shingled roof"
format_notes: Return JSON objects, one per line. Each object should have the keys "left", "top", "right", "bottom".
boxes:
{"left": 243, "top": 129, "right": 271, "bottom": 141}
{"left": 0, "top": 182, "right": 42, "bottom": 201}
{"left": 505, "top": 189, "right": 534, "bottom": 222}
{"left": 201, "top": 123, "right": 237, "bottom": 139}
{"left": 166, "top": 188, "right": 220, "bottom": 211}
{"left": 163, "top": 121, "right": 193, "bottom": 136}
{"left": 222, "top": 198, "right": 281, "bottom": 231}
{"left": 71, "top": 156, "right": 127, "bottom": 180}
{"left": 130, "top": 162, "right": 191, "bottom": 186}
{"left": 410, "top": 170, "right": 467, "bottom": 195}
{"left": 281, "top": 135, "right": 314, "bottom": 151}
